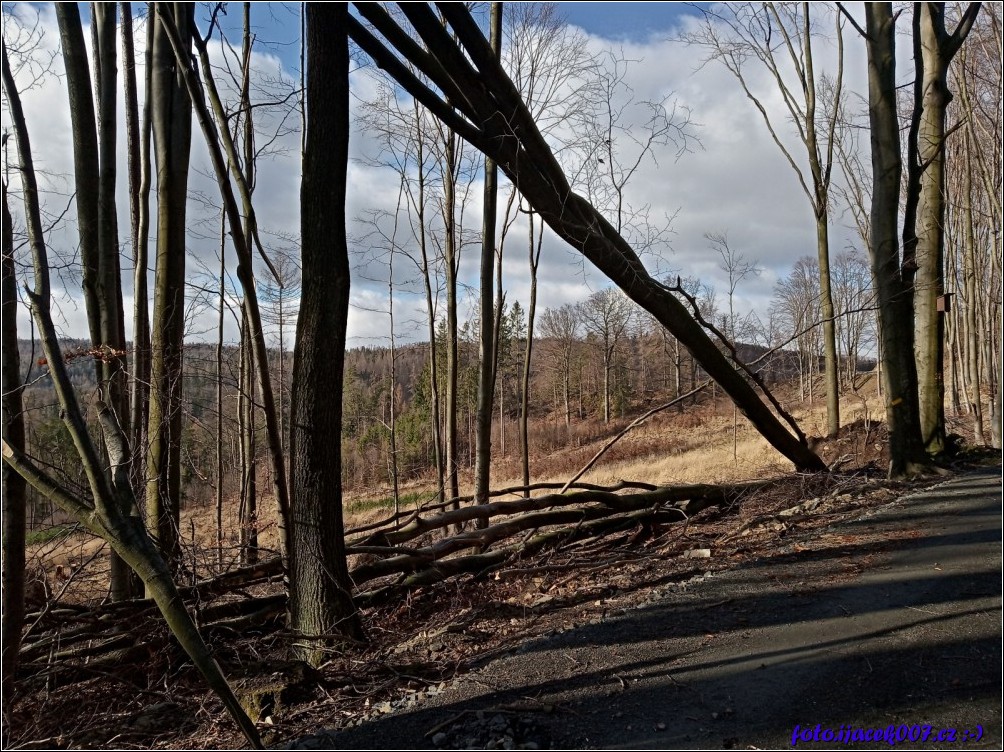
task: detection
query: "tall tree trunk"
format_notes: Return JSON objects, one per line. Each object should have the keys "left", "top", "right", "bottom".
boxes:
{"left": 864, "top": 3, "right": 928, "bottom": 478}
{"left": 911, "top": 3, "right": 982, "bottom": 453}
{"left": 521, "top": 210, "right": 541, "bottom": 497}
{"left": 124, "top": 1, "right": 153, "bottom": 506}
{"left": 1, "top": 181, "right": 26, "bottom": 718}
{"left": 239, "top": 314, "right": 258, "bottom": 565}
{"left": 238, "top": 9, "right": 258, "bottom": 565}
{"left": 815, "top": 214, "right": 840, "bottom": 437}
{"left": 444, "top": 131, "right": 461, "bottom": 507}
{"left": 216, "top": 217, "right": 225, "bottom": 569}
{"left": 156, "top": 6, "right": 293, "bottom": 563}
{"left": 289, "top": 3, "right": 365, "bottom": 666}
{"left": 1, "top": 47, "right": 261, "bottom": 746}
{"left": 59, "top": 3, "right": 135, "bottom": 599}
{"left": 961, "top": 132, "right": 984, "bottom": 441}
{"left": 94, "top": 2, "right": 135, "bottom": 601}
{"left": 414, "top": 121, "right": 445, "bottom": 502}
{"left": 475, "top": 2, "right": 502, "bottom": 515}
{"left": 146, "top": 2, "right": 193, "bottom": 570}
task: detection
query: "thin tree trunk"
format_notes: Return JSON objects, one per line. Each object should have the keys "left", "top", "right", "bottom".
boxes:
{"left": 216, "top": 215, "right": 225, "bottom": 569}
{"left": 1, "top": 46, "right": 261, "bottom": 746}
{"left": 474, "top": 2, "right": 502, "bottom": 516}
{"left": 146, "top": 2, "right": 193, "bottom": 569}
{"left": 444, "top": 131, "right": 461, "bottom": 509}
{"left": 238, "top": 8, "right": 258, "bottom": 566}
{"left": 815, "top": 215, "right": 840, "bottom": 436}
{"left": 962, "top": 128, "right": 984, "bottom": 441}
{"left": 239, "top": 314, "right": 258, "bottom": 565}
{"left": 125, "top": 1, "right": 153, "bottom": 506}
{"left": 388, "top": 209, "right": 400, "bottom": 518}
{"left": 521, "top": 211, "right": 541, "bottom": 497}
{"left": 1, "top": 181, "right": 26, "bottom": 718}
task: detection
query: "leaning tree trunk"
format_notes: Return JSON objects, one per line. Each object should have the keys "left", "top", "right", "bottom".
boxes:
{"left": 288, "top": 3, "right": 365, "bottom": 666}
{"left": 1, "top": 45, "right": 261, "bottom": 747}
{"left": 346, "top": 4, "right": 828, "bottom": 471}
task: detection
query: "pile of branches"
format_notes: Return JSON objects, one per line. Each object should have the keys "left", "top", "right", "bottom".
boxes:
{"left": 16, "top": 474, "right": 834, "bottom": 691}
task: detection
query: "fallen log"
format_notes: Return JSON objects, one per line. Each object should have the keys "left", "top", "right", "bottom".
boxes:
{"left": 350, "top": 478, "right": 777, "bottom": 552}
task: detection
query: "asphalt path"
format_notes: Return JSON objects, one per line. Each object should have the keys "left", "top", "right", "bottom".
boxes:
{"left": 317, "top": 467, "right": 1003, "bottom": 750}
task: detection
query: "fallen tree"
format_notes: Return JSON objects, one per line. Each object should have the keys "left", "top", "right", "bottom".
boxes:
{"left": 17, "top": 473, "right": 835, "bottom": 687}
{"left": 345, "top": 2, "right": 826, "bottom": 474}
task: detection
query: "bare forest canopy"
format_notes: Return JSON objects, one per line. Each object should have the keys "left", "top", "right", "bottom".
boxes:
{"left": 2, "top": 2, "right": 1001, "bottom": 748}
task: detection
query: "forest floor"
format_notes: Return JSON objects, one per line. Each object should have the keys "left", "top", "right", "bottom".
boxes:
{"left": 8, "top": 388, "right": 1001, "bottom": 749}
{"left": 308, "top": 464, "right": 1002, "bottom": 751}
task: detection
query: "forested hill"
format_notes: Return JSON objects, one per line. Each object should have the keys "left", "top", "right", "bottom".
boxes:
{"left": 14, "top": 334, "right": 873, "bottom": 496}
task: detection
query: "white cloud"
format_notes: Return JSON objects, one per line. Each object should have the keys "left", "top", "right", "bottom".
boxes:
{"left": 4, "top": 3, "right": 895, "bottom": 351}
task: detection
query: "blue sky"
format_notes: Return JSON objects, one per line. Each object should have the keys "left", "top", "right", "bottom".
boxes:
{"left": 559, "top": 2, "right": 704, "bottom": 40}
{"left": 197, "top": 3, "right": 707, "bottom": 76}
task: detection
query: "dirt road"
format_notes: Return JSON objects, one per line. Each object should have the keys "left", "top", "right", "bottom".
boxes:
{"left": 302, "top": 467, "right": 1002, "bottom": 750}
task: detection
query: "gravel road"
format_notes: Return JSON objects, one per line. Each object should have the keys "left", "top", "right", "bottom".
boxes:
{"left": 290, "top": 467, "right": 1002, "bottom": 750}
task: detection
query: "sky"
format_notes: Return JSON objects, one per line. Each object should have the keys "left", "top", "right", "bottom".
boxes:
{"left": 2, "top": 2, "right": 889, "bottom": 349}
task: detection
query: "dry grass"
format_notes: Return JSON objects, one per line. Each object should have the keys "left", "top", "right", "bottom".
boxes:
{"left": 25, "top": 376, "right": 887, "bottom": 598}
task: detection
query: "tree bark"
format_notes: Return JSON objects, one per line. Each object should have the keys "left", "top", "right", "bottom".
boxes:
{"left": 911, "top": 2, "right": 982, "bottom": 453}
{"left": 123, "top": 1, "right": 153, "bottom": 508}
{"left": 521, "top": 211, "right": 541, "bottom": 497}
{"left": 1, "top": 179, "right": 26, "bottom": 719}
{"left": 443, "top": 131, "right": 461, "bottom": 507}
{"left": 146, "top": 2, "right": 193, "bottom": 569}
{"left": 474, "top": 2, "right": 502, "bottom": 517}
{"left": 58, "top": 3, "right": 135, "bottom": 599}
{"left": 863, "top": 3, "right": 928, "bottom": 478}
{"left": 1, "top": 44, "right": 261, "bottom": 746}
{"left": 961, "top": 130, "right": 984, "bottom": 442}
{"left": 289, "top": 3, "right": 365, "bottom": 665}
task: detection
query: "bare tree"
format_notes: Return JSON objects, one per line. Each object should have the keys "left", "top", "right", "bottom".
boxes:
{"left": 539, "top": 304, "right": 579, "bottom": 429}
{"left": 579, "top": 288, "right": 636, "bottom": 423}
{"left": 707, "top": 231, "right": 760, "bottom": 460}
{"left": 145, "top": 2, "right": 194, "bottom": 569}
{"left": 773, "top": 257, "right": 822, "bottom": 403}
{"left": 503, "top": 2, "right": 598, "bottom": 494}
{"left": 1, "top": 175, "right": 26, "bottom": 719}
{"left": 474, "top": 2, "right": 502, "bottom": 513}
{"left": 858, "top": 1, "right": 928, "bottom": 477}
{"left": 348, "top": 2, "right": 824, "bottom": 470}
{"left": 901, "top": 2, "right": 982, "bottom": 453}
{"left": 288, "top": 3, "right": 365, "bottom": 665}
{"left": 1, "top": 35, "right": 262, "bottom": 747}
{"left": 120, "top": 1, "right": 152, "bottom": 530}
{"left": 683, "top": 2, "right": 845, "bottom": 437}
